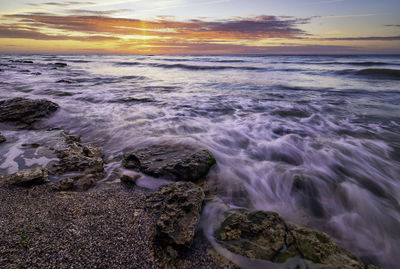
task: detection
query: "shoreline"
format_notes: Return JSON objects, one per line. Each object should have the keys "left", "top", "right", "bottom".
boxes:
{"left": 0, "top": 183, "right": 229, "bottom": 268}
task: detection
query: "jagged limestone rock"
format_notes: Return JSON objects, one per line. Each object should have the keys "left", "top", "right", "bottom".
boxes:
{"left": 215, "top": 209, "right": 380, "bottom": 268}
{"left": 148, "top": 181, "right": 205, "bottom": 248}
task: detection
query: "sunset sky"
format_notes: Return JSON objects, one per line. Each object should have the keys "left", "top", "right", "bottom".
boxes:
{"left": 0, "top": 0, "right": 399, "bottom": 54}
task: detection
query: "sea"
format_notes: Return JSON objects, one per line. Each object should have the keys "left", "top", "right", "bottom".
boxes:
{"left": 0, "top": 54, "right": 399, "bottom": 268}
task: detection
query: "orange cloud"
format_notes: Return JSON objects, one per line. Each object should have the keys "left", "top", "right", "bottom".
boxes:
{"left": 3, "top": 13, "right": 310, "bottom": 40}
{"left": 1, "top": 10, "right": 399, "bottom": 54}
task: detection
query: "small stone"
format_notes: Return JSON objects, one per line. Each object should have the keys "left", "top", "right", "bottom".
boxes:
{"left": 51, "top": 178, "right": 76, "bottom": 191}
{"left": 120, "top": 174, "right": 141, "bottom": 184}
{"left": 51, "top": 173, "right": 101, "bottom": 191}
{"left": 0, "top": 132, "right": 5, "bottom": 143}
{"left": 2, "top": 167, "right": 48, "bottom": 186}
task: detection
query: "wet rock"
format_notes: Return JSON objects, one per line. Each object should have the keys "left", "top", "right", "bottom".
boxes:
{"left": 123, "top": 144, "right": 216, "bottom": 182}
{"left": 49, "top": 134, "right": 104, "bottom": 190}
{"left": 0, "top": 97, "right": 59, "bottom": 127}
{"left": 120, "top": 174, "right": 141, "bottom": 184}
{"left": 215, "top": 209, "right": 378, "bottom": 268}
{"left": 0, "top": 132, "right": 5, "bottom": 143}
{"left": 148, "top": 181, "right": 205, "bottom": 248}
{"left": 54, "top": 137, "right": 104, "bottom": 174}
{"left": 2, "top": 167, "right": 48, "bottom": 186}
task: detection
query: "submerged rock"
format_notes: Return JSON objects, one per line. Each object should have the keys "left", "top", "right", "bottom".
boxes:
{"left": 123, "top": 144, "right": 216, "bottom": 182}
{"left": 0, "top": 97, "right": 59, "bottom": 127}
{"left": 1, "top": 167, "right": 48, "bottom": 186}
{"left": 0, "top": 132, "right": 5, "bottom": 143}
{"left": 291, "top": 175, "right": 325, "bottom": 218}
{"left": 214, "top": 209, "right": 378, "bottom": 268}
{"left": 148, "top": 181, "right": 205, "bottom": 248}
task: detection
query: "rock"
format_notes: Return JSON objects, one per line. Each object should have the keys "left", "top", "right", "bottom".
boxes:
{"left": 51, "top": 177, "right": 75, "bottom": 191}
{"left": 123, "top": 144, "right": 216, "bottom": 182}
{"left": 0, "top": 97, "right": 59, "bottom": 127}
{"left": 120, "top": 174, "right": 141, "bottom": 184}
{"left": 0, "top": 132, "right": 5, "bottom": 143}
{"left": 51, "top": 173, "right": 101, "bottom": 191}
{"left": 214, "top": 209, "right": 379, "bottom": 268}
{"left": 54, "top": 139, "right": 104, "bottom": 174}
{"left": 2, "top": 167, "right": 48, "bottom": 186}
{"left": 148, "top": 181, "right": 205, "bottom": 248}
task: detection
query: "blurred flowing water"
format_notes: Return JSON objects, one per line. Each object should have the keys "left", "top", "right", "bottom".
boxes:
{"left": 1, "top": 54, "right": 400, "bottom": 268}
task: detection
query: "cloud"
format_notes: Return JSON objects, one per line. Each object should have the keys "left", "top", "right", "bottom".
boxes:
{"left": 314, "top": 36, "right": 400, "bottom": 41}
{"left": 1, "top": 9, "right": 399, "bottom": 54}
{"left": 28, "top": 1, "right": 95, "bottom": 7}
{"left": 2, "top": 13, "right": 311, "bottom": 40}
{"left": 385, "top": 24, "right": 400, "bottom": 27}
{"left": 67, "top": 9, "right": 132, "bottom": 16}
{"left": 319, "top": 14, "right": 376, "bottom": 19}
{"left": 0, "top": 25, "right": 119, "bottom": 41}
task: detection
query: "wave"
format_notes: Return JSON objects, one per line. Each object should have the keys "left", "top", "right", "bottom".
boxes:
{"left": 279, "top": 61, "right": 396, "bottom": 66}
{"left": 115, "top": 61, "right": 264, "bottom": 71}
{"left": 115, "top": 61, "right": 142, "bottom": 66}
{"left": 336, "top": 68, "right": 400, "bottom": 80}
{"left": 69, "top": 60, "right": 91, "bottom": 63}
{"left": 345, "top": 61, "right": 393, "bottom": 66}
{"left": 150, "top": 63, "right": 264, "bottom": 71}
{"left": 159, "top": 58, "right": 246, "bottom": 63}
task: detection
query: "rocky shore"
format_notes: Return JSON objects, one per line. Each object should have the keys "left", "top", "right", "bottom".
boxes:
{"left": 0, "top": 97, "right": 381, "bottom": 268}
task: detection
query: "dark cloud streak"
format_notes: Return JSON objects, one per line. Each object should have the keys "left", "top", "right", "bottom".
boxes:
{"left": 67, "top": 9, "right": 132, "bottom": 15}
{"left": 28, "top": 1, "right": 95, "bottom": 7}
{"left": 0, "top": 25, "right": 119, "bottom": 41}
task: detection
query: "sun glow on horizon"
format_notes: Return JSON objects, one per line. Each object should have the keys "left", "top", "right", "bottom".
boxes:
{"left": 0, "top": 0, "right": 399, "bottom": 54}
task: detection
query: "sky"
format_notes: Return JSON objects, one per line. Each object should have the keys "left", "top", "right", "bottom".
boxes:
{"left": 0, "top": 0, "right": 399, "bottom": 54}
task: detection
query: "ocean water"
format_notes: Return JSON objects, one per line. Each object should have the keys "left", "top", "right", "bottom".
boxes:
{"left": 1, "top": 54, "right": 400, "bottom": 268}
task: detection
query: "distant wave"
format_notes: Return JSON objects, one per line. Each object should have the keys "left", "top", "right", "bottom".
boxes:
{"left": 337, "top": 68, "right": 400, "bottom": 80}
{"left": 345, "top": 61, "right": 393, "bottom": 66}
{"left": 69, "top": 60, "right": 91, "bottom": 63}
{"left": 115, "top": 61, "right": 142, "bottom": 66}
{"left": 356, "top": 68, "right": 400, "bottom": 79}
{"left": 115, "top": 61, "right": 264, "bottom": 71}
{"left": 150, "top": 63, "right": 264, "bottom": 71}
{"left": 279, "top": 61, "right": 395, "bottom": 66}
{"left": 159, "top": 58, "right": 246, "bottom": 63}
